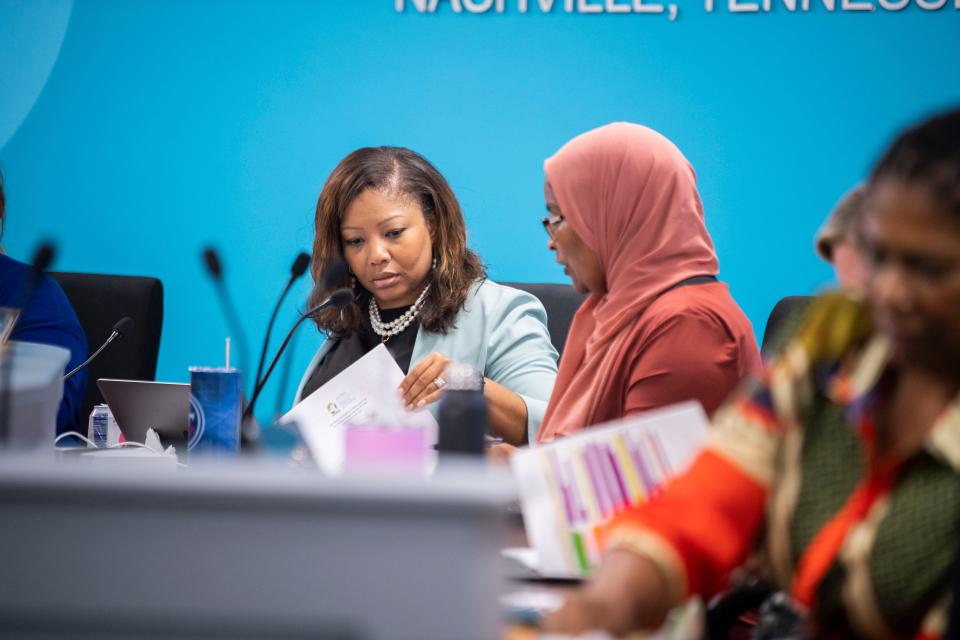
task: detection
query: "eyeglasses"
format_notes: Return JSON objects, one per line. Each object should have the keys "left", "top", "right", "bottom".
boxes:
{"left": 541, "top": 213, "right": 565, "bottom": 238}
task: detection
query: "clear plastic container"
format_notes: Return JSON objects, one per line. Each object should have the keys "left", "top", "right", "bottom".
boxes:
{"left": 0, "top": 340, "right": 70, "bottom": 450}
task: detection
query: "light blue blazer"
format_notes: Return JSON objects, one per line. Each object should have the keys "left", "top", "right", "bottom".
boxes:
{"left": 295, "top": 279, "right": 559, "bottom": 443}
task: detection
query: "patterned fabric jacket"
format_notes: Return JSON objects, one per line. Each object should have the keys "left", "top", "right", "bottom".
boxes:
{"left": 604, "top": 293, "right": 960, "bottom": 639}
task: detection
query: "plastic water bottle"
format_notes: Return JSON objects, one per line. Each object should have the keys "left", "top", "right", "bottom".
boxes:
{"left": 436, "top": 363, "right": 488, "bottom": 457}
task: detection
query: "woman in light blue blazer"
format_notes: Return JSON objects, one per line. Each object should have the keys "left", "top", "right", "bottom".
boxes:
{"left": 295, "top": 147, "right": 558, "bottom": 445}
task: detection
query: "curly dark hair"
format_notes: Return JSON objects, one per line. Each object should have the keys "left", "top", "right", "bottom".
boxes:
{"left": 307, "top": 146, "right": 485, "bottom": 335}
{"left": 870, "top": 107, "right": 960, "bottom": 218}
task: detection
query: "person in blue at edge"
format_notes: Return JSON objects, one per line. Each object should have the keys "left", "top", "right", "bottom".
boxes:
{"left": 0, "top": 170, "right": 88, "bottom": 438}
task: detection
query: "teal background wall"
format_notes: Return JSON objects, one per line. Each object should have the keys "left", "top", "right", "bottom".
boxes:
{"left": 2, "top": 0, "right": 958, "bottom": 422}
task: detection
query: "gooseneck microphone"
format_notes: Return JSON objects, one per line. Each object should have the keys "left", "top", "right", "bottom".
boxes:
{"left": 272, "top": 327, "right": 302, "bottom": 422}
{"left": 63, "top": 316, "right": 134, "bottom": 381}
{"left": 257, "top": 258, "right": 349, "bottom": 422}
{"left": 252, "top": 252, "right": 311, "bottom": 396}
{"left": 10, "top": 243, "right": 56, "bottom": 319}
{"left": 201, "top": 247, "right": 251, "bottom": 394}
{"left": 242, "top": 288, "right": 354, "bottom": 423}
{"left": 0, "top": 242, "right": 57, "bottom": 445}
{"left": 24, "top": 244, "right": 55, "bottom": 287}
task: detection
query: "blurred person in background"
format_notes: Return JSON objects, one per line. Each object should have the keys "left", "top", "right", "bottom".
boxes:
{"left": 761, "top": 186, "right": 872, "bottom": 360}
{"left": 544, "top": 108, "right": 960, "bottom": 639}
{"left": 0, "top": 170, "right": 87, "bottom": 437}
{"left": 816, "top": 183, "right": 870, "bottom": 292}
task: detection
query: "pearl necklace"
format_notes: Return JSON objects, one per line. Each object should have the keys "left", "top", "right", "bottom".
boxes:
{"left": 369, "top": 283, "right": 431, "bottom": 342}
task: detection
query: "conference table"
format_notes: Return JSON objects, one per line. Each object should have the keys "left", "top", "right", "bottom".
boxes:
{"left": 0, "top": 452, "right": 523, "bottom": 639}
{"left": 0, "top": 443, "right": 697, "bottom": 639}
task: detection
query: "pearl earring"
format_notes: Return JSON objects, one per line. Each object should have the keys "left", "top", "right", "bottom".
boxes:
{"left": 432, "top": 257, "right": 437, "bottom": 270}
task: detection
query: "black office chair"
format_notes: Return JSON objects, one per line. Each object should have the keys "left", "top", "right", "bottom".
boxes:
{"left": 760, "top": 295, "right": 813, "bottom": 358}
{"left": 50, "top": 272, "right": 163, "bottom": 420}
{"left": 501, "top": 282, "right": 587, "bottom": 358}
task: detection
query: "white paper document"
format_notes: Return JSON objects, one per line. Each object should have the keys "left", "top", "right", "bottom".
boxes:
{"left": 279, "top": 343, "right": 438, "bottom": 475}
{"left": 510, "top": 401, "right": 709, "bottom": 578}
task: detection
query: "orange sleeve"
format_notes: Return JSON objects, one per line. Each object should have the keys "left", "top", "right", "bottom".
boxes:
{"left": 601, "top": 448, "right": 767, "bottom": 600}
{"left": 623, "top": 308, "right": 756, "bottom": 418}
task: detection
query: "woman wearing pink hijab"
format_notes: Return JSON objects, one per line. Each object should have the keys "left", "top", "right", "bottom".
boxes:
{"left": 537, "top": 122, "right": 761, "bottom": 443}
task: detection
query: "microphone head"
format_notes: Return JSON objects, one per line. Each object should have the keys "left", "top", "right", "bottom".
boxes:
{"left": 329, "top": 288, "right": 355, "bottom": 307}
{"left": 31, "top": 242, "right": 56, "bottom": 273}
{"left": 202, "top": 247, "right": 223, "bottom": 280}
{"left": 112, "top": 316, "right": 135, "bottom": 337}
{"left": 290, "top": 252, "right": 310, "bottom": 280}
{"left": 322, "top": 257, "right": 349, "bottom": 290}
{"left": 303, "top": 288, "right": 354, "bottom": 319}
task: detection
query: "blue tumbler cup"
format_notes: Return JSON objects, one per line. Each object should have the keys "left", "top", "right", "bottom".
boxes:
{"left": 188, "top": 367, "right": 241, "bottom": 456}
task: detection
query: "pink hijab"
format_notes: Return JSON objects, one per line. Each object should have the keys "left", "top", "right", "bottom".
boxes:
{"left": 537, "top": 122, "right": 719, "bottom": 442}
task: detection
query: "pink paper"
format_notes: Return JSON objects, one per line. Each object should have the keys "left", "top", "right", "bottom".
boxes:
{"left": 344, "top": 426, "right": 430, "bottom": 475}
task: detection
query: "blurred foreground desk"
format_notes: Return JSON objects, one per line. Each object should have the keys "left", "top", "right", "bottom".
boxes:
{"left": 0, "top": 457, "right": 514, "bottom": 639}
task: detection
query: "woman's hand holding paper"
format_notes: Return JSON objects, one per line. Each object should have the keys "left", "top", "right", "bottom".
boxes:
{"left": 398, "top": 351, "right": 452, "bottom": 410}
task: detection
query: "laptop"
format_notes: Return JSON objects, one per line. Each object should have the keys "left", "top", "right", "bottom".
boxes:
{"left": 97, "top": 378, "right": 190, "bottom": 445}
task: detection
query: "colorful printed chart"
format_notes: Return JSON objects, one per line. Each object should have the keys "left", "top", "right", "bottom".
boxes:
{"left": 511, "top": 402, "right": 709, "bottom": 577}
